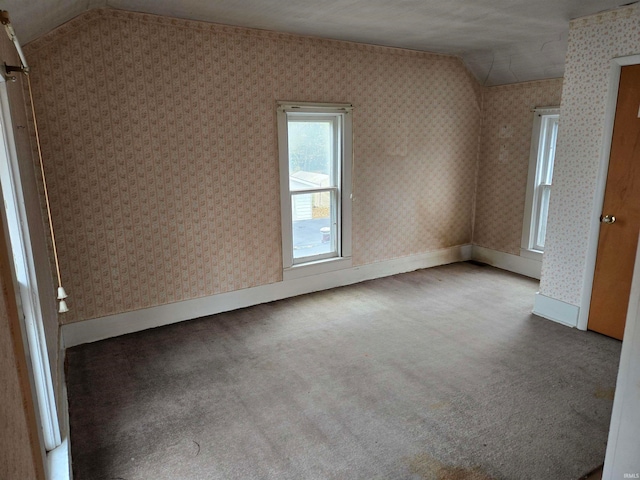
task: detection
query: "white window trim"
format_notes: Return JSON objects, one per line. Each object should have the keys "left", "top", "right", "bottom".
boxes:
{"left": 277, "top": 102, "right": 353, "bottom": 280}
{"left": 521, "top": 106, "right": 559, "bottom": 260}
{"left": 0, "top": 78, "right": 61, "bottom": 453}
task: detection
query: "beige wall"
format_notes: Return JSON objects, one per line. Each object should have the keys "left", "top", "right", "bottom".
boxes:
{"left": 540, "top": 4, "right": 640, "bottom": 307}
{"left": 25, "top": 9, "right": 483, "bottom": 324}
{"left": 474, "top": 78, "right": 563, "bottom": 255}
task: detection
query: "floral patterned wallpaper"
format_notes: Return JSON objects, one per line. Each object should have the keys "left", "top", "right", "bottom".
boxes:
{"left": 474, "top": 78, "right": 563, "bottom": 255}
{"left": 25, "top": 9, "right": 482, "bottom": 324}
{"left": 540, "top": 3, "right": 640, "bottom": 306}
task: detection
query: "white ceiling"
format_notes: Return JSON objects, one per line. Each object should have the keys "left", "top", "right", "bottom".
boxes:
{"left": 3, "top": 0, "right": 632, "bottom": 85}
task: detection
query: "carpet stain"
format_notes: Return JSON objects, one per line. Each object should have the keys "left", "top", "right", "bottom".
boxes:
{"left": 428, "top": 401, "right": 450, "bottom": 410}
{"left": 407, "top": 453, "right": 494, "bottom": 480}
{"left": 594, "top": 386, "right": 615, "bottom": 400}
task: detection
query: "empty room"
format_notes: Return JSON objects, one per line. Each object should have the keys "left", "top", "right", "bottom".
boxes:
{"left": 1, "top": 1, "right": 640, "bottom": 479}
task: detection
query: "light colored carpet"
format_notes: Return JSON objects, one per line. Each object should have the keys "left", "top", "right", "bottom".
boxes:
{"left": 66, "top": 262, "right": 621, "bottom": 480}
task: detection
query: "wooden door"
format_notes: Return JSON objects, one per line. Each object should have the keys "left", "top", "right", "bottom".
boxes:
{"left": 588, "top": 64, "right": 640, "bottom": 340}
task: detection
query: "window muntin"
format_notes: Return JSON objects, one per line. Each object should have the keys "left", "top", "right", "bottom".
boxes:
{"left": 278, "top": 103, "right": 352, "bottom": 273}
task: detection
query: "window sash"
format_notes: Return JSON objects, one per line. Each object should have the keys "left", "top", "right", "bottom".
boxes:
{"left": 522, "top": 109, "right": 559, "bottom": 254}
{"left": 533, "top": 184, "right": 551, "bottom": 251}
{"left": 531, "top": 115, "right": 558, "bottom": 251}
{"left": 287, "top": 115, "right": 340, "bottom": 190}
{"left": 538, "top": 117, "right": 558, "bottom": 185}
{"left": 291, "top": 189, "right": 339, "bottom": 264}
{"left": 288, "top": 114, "right": 340, "bottom": 264}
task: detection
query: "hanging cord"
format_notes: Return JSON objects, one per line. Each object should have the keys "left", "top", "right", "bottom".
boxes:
{"left": 26, "top": 74, "right": 68, "bottom": 313}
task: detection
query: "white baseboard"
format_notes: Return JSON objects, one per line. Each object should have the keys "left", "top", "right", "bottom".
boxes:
{"left": 469, "top": 248, "right": 576, "bottom": 329}
{"left": 471, "top": 245, "right": 541, "bottom": 279}
{"left": 532, "top": 292, "right": 579, "bottom": 328}
{"left": 47, "top": 437, "right": 69, "bottom": 480}
{"left": 62, "top": 244, "right": 473, "bottom": 347}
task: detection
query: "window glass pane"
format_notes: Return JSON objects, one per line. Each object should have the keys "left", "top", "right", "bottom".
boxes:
{"left": 288, "top": 120, "right": 334, "bottom": 190}
{"left": 536, "top": 186, "right": 551, "bottom": 249}
{"left": 292, "top": 191, "right": 336, "bottom": 260}
{"left": 541, "top": 117, "right": 559, "bottom": 184}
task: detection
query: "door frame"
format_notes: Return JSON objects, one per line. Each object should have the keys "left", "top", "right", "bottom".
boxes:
{"left": 578, "top": 54, "right": 640, "bottom": 331}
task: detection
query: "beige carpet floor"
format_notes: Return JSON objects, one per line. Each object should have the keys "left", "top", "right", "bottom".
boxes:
{"left": 66, "top": 262, "right": 621, "bottom": 479}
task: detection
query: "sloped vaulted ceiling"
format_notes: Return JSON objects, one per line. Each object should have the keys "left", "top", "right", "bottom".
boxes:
{"left": 1, "top": 0, "right": 632, "bottom": 85}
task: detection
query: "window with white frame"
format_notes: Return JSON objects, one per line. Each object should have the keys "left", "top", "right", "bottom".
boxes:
{"left": 521, "top": 107, "right": 559, "bottom": 257}
{"left": 277, "top": 102, "right": 353, "bottom": 278}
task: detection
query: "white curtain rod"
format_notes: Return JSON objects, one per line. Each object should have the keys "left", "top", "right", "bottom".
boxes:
{"left": 0, "top": 10, "right": 29, "bottom": 75}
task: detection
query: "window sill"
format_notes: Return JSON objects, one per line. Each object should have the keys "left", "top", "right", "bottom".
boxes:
{"left": 283, "top": 257, "right": 352, "bottom": 281}
{"left": 520, "top": 248, "right": 543, "bottom": 262}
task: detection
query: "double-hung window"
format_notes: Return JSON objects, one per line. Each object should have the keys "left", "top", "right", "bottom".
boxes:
{"left": 277, "top": 102, "right": 353, "bottom": 278}
{"left": 522, "top": 107, "right": 559, "bottom": 257}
